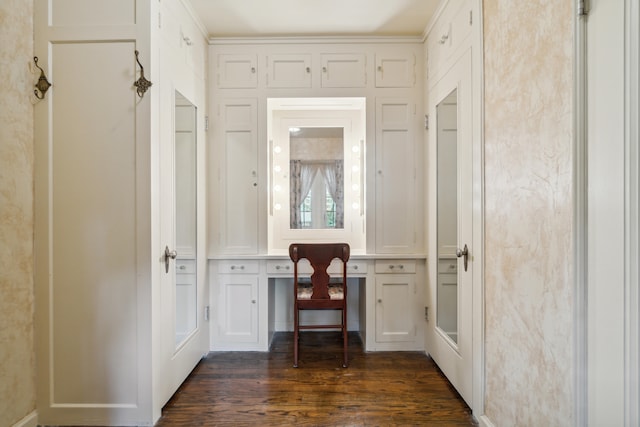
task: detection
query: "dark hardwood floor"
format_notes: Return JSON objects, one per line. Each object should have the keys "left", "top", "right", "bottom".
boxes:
{"left": 157, "top": 332, "right": 476, "bottom": 426}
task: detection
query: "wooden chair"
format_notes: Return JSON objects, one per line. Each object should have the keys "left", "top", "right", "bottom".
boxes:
{"left": 289, "top": 243, "right": 350, "bottom": 368}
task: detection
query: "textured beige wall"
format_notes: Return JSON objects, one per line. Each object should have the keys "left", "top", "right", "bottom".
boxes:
{"left": 0, "top": 1, "right": 36, "bottom": 425}
{"left": 483, "top": 0, "right": 574, "bottom": 425}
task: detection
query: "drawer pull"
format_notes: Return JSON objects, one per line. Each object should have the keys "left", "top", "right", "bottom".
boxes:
{"left": 178, "top": 265, "right": 186, "bottom": 270}
{"left": 388, "top": 264, "right": 404, "bottom": 270}
{"left": 230, "top": 265, "right": 245, "bottom": 271}
{"left": 275, "top": 265, "right": 290, "bottom": 270}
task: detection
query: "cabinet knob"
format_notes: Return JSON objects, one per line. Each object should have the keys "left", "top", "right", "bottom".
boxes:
{"left": 322, "top": 66, "right": 327, "bottom": 72}
{"left": 252, "top": 300, "right": 256, "bottom": 304}
{"left": 251, "top": 67, "right": 256, "bottom": 73}
{"left": 378, "top": 299, "right": 382, "bottom": 303}
{"left": 306, "top": 67, "right": 310, "bottom": 73}
{"left": 377, "top": 65, "right": 382, "bottom": 71}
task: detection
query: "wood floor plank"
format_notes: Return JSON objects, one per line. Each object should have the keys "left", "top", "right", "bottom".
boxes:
{"left": 157, "top": 332, "right": 476, "bottom": 426}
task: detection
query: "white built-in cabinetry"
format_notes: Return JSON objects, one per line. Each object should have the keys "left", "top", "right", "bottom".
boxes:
{"left": 209, "top": 43, "right": 423, "bottom": 256}
{"left": 374, "top": 260, "right": 418, "bottom": 343}
{"left": 208, "top": 40, "right": 425, "bottom": 353}
{"left": 214, "top": 260, "right": 262, "bottom": 347}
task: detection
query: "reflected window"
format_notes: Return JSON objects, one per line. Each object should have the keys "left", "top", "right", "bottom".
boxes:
{"left": 289, "top": 127, "right": 344, "bottom": 229}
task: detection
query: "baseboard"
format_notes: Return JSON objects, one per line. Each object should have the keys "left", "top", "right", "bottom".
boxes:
{"left": 477, "top": 414, "right": 496, "bottom": 427}
{"left": 12, "top": 411, "right": 37, "bottom": 427}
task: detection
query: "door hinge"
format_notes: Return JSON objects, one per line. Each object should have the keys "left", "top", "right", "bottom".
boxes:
{"left": 469, "top": 10, "right": 473, "bottom": 26}
{"left": 424, "top": 114, "right": 429, "bottom": 130}
{"left": 578, "top": 0, "right": 588, "bottom": 16}
{"left": 204, "top": 305, "right": 210, "bottom": 321}
{"left": 425, "top": 306, "right": 429, "bottom": 321}
{"left": 205, "top": 115, "right": 209, "bottom": 131}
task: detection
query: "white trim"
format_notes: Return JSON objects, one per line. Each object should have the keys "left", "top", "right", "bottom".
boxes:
{"left": 208, "top": 36, "right": 424, "bottom": 46}
{"left": 11, "top": 411, "right": 38, "bottom": 427}
{"left": 624, "top": 1, "right": 640, "bottom": 424}
{"left": 477, "top": 415, "right": 496, "bottom": 427}
{"left": 470, "top": 0, "right": 486, "bottom": 420}
{"left": 573, "top": 0, "right": 589, "bottom": 425}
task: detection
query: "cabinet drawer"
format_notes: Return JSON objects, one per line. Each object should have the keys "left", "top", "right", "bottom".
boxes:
{"left": 267, "top": 260, "right": 294, "bottom": 274}
{"left": 218, "top": 260, "right": 259, "bottom": 274}
{"left": 438, "top": 259, "right": 457, "bottom": 274}
{"left": 176, "top": 259, "right": 196, "bottom": 274}
{"left": 345, "top": 261, "right": 367, "bottom": 275}
{"left": 375, "top": 260, "right": 416, "bottom": 274}
{"left": 269, "top": 259, "right": 366, "bottom": 275}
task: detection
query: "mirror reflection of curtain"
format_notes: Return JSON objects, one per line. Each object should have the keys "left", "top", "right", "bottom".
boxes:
{"left": 321, "top": 160, "right": 344, "bottom": 228}
{"left": 290, "top": 160, "right": 317, "bottom": 228}
{"left": 290, "top": 159, "right": 344, "bottom": 229}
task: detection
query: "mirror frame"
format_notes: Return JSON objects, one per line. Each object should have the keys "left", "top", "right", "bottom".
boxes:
{"left": 267, "top": 97, "right": 366, "bottom": 254}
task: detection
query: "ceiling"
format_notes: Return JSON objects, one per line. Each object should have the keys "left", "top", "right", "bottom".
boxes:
{"left": 187, "top": 0, "right": 440, "bottom": 39}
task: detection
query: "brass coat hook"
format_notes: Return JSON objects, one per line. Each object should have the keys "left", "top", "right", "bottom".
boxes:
{"left": 33, "top": 56, "right": 51, "bottom": 100}
{"left": 134, "top": 50, "right": 152, "bottom": 98}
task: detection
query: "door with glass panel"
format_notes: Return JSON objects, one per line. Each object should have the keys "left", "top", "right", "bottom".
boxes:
{"left": 428, "top": 50, "right": 473, "bottom": 406}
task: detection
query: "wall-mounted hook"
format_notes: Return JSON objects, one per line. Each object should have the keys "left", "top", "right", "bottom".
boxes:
{"left": 134, "top": 50, "right": 152, "bottom": 98}
{"left": 33, "top": 56, "right": 51, "bottom": 100}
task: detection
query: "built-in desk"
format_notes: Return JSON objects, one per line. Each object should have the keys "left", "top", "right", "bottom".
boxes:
{"left": 208, "top": 255, "right": 426, "bottom": 352}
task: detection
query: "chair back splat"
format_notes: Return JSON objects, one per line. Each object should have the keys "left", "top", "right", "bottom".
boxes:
{"left": 289, "top": 243, "right": 350, "bottom": 368}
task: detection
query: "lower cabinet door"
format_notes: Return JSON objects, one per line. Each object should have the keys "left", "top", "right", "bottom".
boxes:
{"left": 375, "top": 274, "right": 416, "bottom": 342}
{"left": 217, "top": 274, "right": 259, "bottom": 343}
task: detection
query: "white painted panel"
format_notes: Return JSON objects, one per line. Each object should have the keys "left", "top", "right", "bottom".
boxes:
{"left": 376, "top": 129, "right": 414, "bottom": 252}
{"left": 267, "top": 54, "right": 312, "bottom": 88}
{"left": 224, "top": 102, "right": 254, "bottom": 129}
{"left": 320, "top": 53, "right": 366, "bottom": 88}
{"left": 375, "top": 54, "right": 415, "bottom": 88}
{"left": 375, "top": 275, "right": 415, "bottom": 342}
{"left": 224, "top": 131, "right": 258, "bottom": 252}
{"left": 50, "top": 41, "right": 137, "bottom": 404}
{"left": 218, "top": 54, "right": 257, "bottom": 88}
{"left": 52, "top": 0, "right": 135, "bottom": 26}
{"left": 219, "top": 276, "right": 258, "bottom": 342}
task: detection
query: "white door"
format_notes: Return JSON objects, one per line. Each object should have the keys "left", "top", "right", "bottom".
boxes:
{"left": 427, "top": 50, "right": 473, "bottom": 406}
{"left": 33, "top": 1, "right": 154, "bottom": 424}
{"left": 157, "top": 84, "right": 209, "bottom": 406}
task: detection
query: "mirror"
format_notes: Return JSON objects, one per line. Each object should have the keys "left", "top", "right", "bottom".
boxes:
{"left": 436, "top": 89, "right": 458, "bottom": 343}
{"left": 289, "top": 127, "right": 344, "bottom": 229}
{"left": 174, "top": 91, "right": 197, "bottom": 348}
{"left": 267, "top": 98, "right": 366, "bottom": 254}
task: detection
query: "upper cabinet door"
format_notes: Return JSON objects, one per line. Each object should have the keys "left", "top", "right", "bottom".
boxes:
{"left": 217, "top": 54, "right": 258, "bottom": 88}
{"left": 266, "top": 54, "right": 312, "bottom": 88}
{"left": 320, "top": 53, "right": 367, "bottom": 88}
{"left": 213, "top": 98, "right": 260, "bottom": 254}
{"left": 375, "top": 98, "right": 418, "bottom": 254}
{"left": 374, "top": 53, "right": 416, "bottom": 88}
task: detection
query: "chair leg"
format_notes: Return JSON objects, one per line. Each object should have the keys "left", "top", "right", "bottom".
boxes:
{"left": 293, "top": 308, "right": 299, "bottom": 368}
{"left": 342, "top": 308, "right": 348, "bottom": 368}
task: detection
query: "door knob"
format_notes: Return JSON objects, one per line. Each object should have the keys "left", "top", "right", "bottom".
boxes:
{"left": 456, "top": 244, "right": 469, "bottom": 272}
{"left": 164, "top": 245, "right": 177, "bottom": 273}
